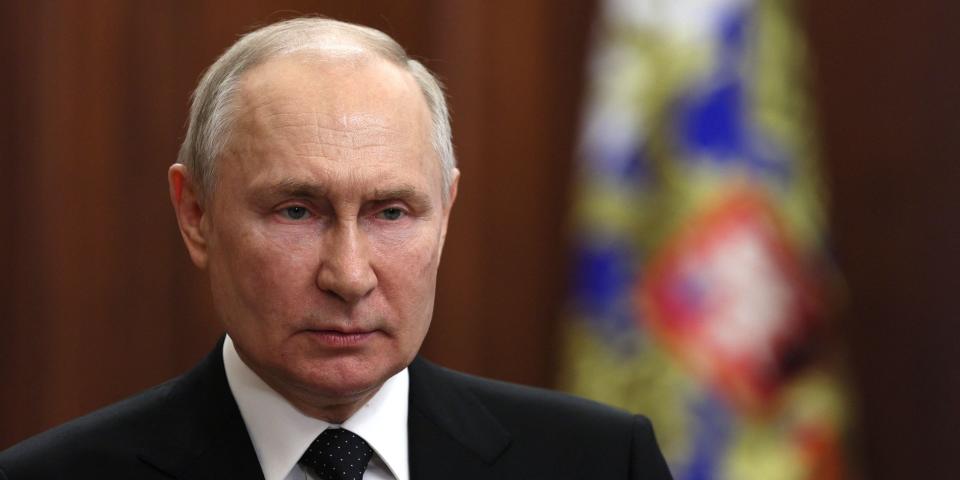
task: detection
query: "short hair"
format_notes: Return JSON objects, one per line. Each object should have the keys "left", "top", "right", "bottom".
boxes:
{"left": 177, "top": 17, "right": 455, "bottom": 202}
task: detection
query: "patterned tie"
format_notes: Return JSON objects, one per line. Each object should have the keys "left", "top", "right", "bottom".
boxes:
{"left": 298, "top": 428, "right": 375, "bottom": 480}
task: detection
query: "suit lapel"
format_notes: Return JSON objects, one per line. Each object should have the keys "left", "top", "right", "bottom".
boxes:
{"left": 407, "top": 357, "right": 511, "bottom": 480}
{"left": 136, "top": 339, "right": 265, "bottom": 480}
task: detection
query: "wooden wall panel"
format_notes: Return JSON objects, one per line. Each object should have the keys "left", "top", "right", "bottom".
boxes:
{"left": 804, "top": 1, "right": 960, "bottom": 478}
{"left": 0, "top": 0, "right": 47, "bottom": 448}
{"left": 419, "top": 0, "right": 492, "bottom": 376}
{"left": 424, "top": 1, "right": 597, "bottom": 386}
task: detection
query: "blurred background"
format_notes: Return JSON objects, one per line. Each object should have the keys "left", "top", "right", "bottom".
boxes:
{"left": 0, "top": 1, "right": 957, "bottom": 478}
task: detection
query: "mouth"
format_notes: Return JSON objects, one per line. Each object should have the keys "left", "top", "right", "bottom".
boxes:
{"left": 301, "top": 328, "right": 377, "bottom": 347}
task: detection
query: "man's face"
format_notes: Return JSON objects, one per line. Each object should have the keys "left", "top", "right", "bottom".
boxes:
{"left": 182, "top": 54, "right": 456, "bottom": 415}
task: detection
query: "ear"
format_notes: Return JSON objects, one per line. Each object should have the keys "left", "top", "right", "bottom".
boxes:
{"left": 438, "top": 168, "right": 460, "bottom": 254}
{"left": 168, "top": 164, "right": 210, "bottom": 269}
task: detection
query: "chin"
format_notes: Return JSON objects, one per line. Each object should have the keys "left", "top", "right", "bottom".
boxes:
{"left": 295, "top": 357, "right": 400, "bottom": 399}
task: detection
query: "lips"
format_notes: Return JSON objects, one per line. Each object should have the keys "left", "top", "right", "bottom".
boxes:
{"left": 302, "top": 328, "right": 377, "bottom": 347}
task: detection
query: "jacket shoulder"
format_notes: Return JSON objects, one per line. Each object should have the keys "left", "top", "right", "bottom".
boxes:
{"left": 409, "top": 357, "right": 673, "bottom": 479}
{"left": 420, "top": 358, "right": 636, "bottom": 427}
{"left": 0, "top": 378, "right": 178, "bottom": 477}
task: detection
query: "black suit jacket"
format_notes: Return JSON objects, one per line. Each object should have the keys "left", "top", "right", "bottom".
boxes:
{"left": 0, "top": 342, "right": 672, "bottom": 479}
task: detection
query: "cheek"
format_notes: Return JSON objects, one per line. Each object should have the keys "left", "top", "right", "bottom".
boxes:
{"left": 372, "top": 223, "right": 440, "bottom": 276}
{"left": 371, "top": 229, "right": 441, "bottom": 315}
{"left": 371, "top": 218, "right": 443, "bottom": 263}
{"left": 213, "top": 222, "right": 320, "bottom": 320}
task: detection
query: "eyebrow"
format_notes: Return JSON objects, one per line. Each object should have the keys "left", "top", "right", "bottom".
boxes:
{"left": 372, "top": 185, "right": 426, "bottom": 201}
{"left": 249, "top": 179, "right": 434, "bottom": 210}
{"left": 249, "top": 179, "right": 329, "bottom": 202}
{"left": 370, "top": 186, "right": 434, "bottom": 213}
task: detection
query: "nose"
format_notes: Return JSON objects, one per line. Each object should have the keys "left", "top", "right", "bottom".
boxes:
{"left": 316, "top": 222, "right": 377, "bottom": 303}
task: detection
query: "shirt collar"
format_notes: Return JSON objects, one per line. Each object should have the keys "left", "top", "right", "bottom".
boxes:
{"left": 223, "top": 335, "right": 409, "bottom": 480}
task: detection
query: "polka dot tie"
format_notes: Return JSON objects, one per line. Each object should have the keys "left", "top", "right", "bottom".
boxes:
{"left": 298, "top": 428, "right": 375, "bottom": 480}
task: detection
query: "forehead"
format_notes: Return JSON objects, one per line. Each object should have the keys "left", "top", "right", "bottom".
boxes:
{"left": 234, "top": 52, "right": 429, "bottom": 134}
{"left": 220, "top": 52, "right": 439, "bottom": 195}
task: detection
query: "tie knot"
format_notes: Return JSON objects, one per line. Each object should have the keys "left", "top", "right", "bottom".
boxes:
{"left": 299, "top": 428, "right": 375, "bottom": 480}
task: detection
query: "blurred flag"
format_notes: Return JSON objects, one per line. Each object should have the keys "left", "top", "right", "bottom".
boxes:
{"left": 560, "top": 0, "right": 854, "bottom": 478}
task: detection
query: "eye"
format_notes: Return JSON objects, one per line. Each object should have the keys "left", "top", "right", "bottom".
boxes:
{"left": 378, "top": 207, "right": 405, "bottom": 221}
{"left": 280, "top": 206, "right": 310, "bottom": 221}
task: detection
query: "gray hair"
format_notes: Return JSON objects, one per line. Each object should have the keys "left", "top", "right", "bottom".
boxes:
{"left": 177, "top": 17, "right": 455, "bottom": 202}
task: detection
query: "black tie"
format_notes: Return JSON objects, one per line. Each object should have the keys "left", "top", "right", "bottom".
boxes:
{"left": 298, "top": 428, "right": 375, "bottom": 480}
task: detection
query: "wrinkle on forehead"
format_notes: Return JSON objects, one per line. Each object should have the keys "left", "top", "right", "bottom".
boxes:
{"left": 311, "top": 116, "right": 391, "bottom": 154}
{"left": 233, "top": 55, "right": 427, "bottom": 137}
{"left": 239, "top": 108, "right": 412, "bottom": 162}
{"left": 258, "top": 110, "right": 397, "bottom": 146}
{"left": 219, "top": 52, "right": 440, "bottom": 195}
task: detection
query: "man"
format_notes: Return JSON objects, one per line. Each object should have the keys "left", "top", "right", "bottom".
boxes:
{"left": 0, "top": 18, "right": 671, "bottom": 480}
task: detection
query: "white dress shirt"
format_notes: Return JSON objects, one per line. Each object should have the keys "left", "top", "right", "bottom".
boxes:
{"left": 223, "top": 336, "right": 410, "bottom": 480}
